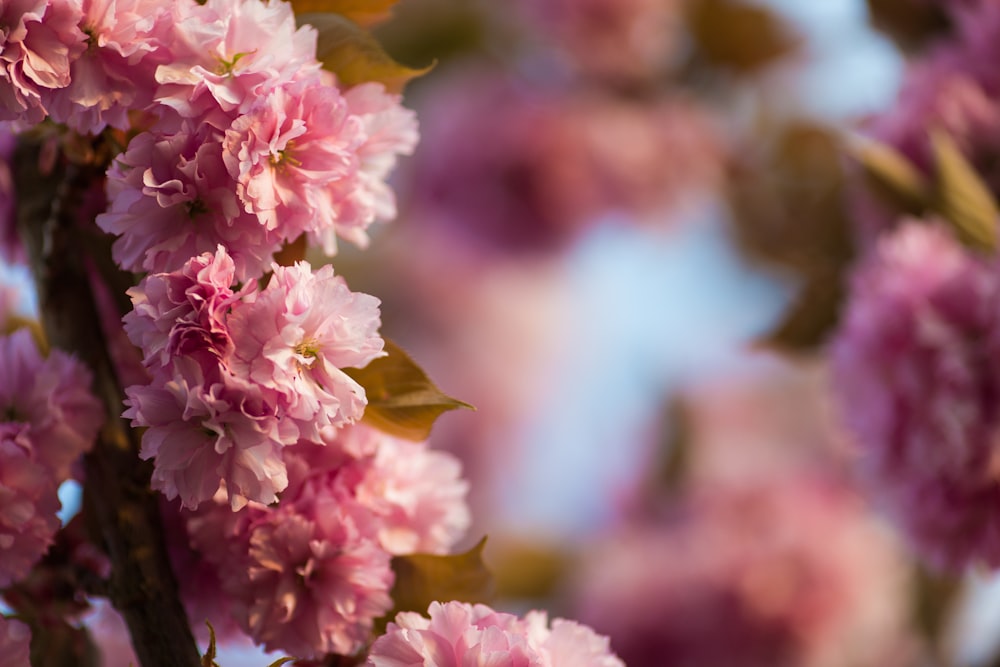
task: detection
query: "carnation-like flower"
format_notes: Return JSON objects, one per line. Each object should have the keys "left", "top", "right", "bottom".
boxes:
{"left": 43, "top": 0, "right": 170, "bottom": 134}
{"left": 223, "top": 80, "right": 364, "bottom": 240}
{"left": 228, "top": 261, "right": 384, "bottom": 444}
{"left": 240, "top": 508, "right": 393, "bottom": 658}
{"left": 182, "top": 424, "right": 470, "bottom": 659}
{"left": 123, "top": 245, "right": 248, "bottom": 376}
{"left": 0, "top": 328, "right": 103, "bottom": 481}
{"left": 154, "top": 0, "right": 321, "bottom": 129}
{"left": 832, "top": 220, "right": 1000, "bottom": 569}
{"left": 0, "top": 0, "right": 86, "bottom": 125}
{"left": 98, "top": 124, "right": 282, "bottom": 281}
{"left": 0, "top": 615, "right": 31, "bottom": 667}
{"left": 368, "top": 601, "right": 624, "bottom": 667}
{"left": 125, "top": 357, "right": 291, "bottom": 510}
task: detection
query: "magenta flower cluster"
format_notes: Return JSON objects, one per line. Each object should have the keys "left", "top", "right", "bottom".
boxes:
{"left": 832, "top": 221, "right": 1000, "bottom": 570}
{"left": 0, "top": 328, "right": 103, "bottom": 587}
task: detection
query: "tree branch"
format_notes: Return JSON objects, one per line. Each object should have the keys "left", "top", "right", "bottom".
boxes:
{"left": 13, "top": 139, "right": 202, "bottom": 667}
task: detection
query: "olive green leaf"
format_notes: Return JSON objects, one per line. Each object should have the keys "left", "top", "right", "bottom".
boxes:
{"left": 346, "top": 339, "right": 473, "bottom": 441}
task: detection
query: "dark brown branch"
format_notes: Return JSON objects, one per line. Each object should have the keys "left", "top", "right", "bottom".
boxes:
{"left": 13, "top": 139, "right": 201, "bottom": 667}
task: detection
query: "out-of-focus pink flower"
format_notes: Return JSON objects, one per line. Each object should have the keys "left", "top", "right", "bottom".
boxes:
{"left": 368, "top": 601, "right": 624, "bottom": 667}
{"left": 515, "top": 0, "right": 684, "bottom": 82}
{"left": 0, "top": 439, "right": 60, "bottom": 587}
{"left": 228, "top": 261, "right": 383, "bottom": 445}
{"left": 832, "top": 220, "right": 1000, "bottom": 570}
{"left": 0, "top": 615, "right": 31, "bottom": 667}
{"left": 0, "top": 328, "right": 103, "bottom": 482}
{"left": 405, "top": 67, "right": 720, "bottom": 255}
{"left": 97, "top": 124, "right": 282, "bottom": 281}
{"left": 571, "top": 478, "right": 913, "bottom": 667}
{"left": 43, "top": 0, "right": 170, "bottom": 134}
{"left": 0, "top": 0, "right": 86, "bottom": 125}
{"left": 350, "top": 435, "right": 471, "bottom": 555}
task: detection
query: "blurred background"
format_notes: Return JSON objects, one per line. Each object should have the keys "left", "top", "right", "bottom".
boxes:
{"left": 334, "top": 0, "right": 1000, "bottom": 665}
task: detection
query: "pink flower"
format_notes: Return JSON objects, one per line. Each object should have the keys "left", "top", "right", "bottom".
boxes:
{"left": 124, "top": 357, "right": 291, "bottom": 510}
{"left": 154, "top": 0, "right": 321, "bottom": 129}
{"left": 0, "top": 615, "right": 31, "bottom": 667}
{"left": 0, "top": 439, "right": 60, "bottom": 587}
{"left": 309, "top": 82, "right": 418, "bottom": 255}
{"left": 404, "top": 67, "right": 719, "bottom": 255}
{"left": 240, "top": 509, "right": 393, "bottom": 658}
{"left": 123, "top": 245, "right": 249, "bottom": 376}
{"left": 43, "top": 0, "right": 170, "bottom": 134}
{"left": 832, "top": 220, "right": 1000, "bottom": 570}
{"left": 351, "top": 434, "right": 471, "bottom": 555}
{"left": 367, "top": 601, "right": 624, "bottom": 667}
{"left": 223, "top": 81, "right": 364, "bottom": 240}
{"left": 97, "top": 124, "right": 282, "bottom": 281}
{"left": 515, "top": 0, "right": 685, "bottom": 82}
{"left": 0, "top": 0, "right": 86, "bottom": 125}
{"left": 228, "top": 261, "right": 384, "bottom": 444}
{"left": 0, "top": 328, "right": 103, "bottom": 481}
{"left": 570, "top": 479, "right": 913, "bottom": 667}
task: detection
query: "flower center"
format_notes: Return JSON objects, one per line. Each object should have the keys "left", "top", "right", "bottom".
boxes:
{"left": 270, "top": 141, "right": 303, "bottom": 171}
{"left": 294, "top": 340, "right": 320, "bottom": 368}
{"left": 215, "top": 51, "right": 252, "bottom": 76}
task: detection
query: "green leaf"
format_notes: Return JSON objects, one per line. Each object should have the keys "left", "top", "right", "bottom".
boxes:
{"left": 298, "top": 12, "right": 433, "bottom": 91}
{"left": 290, "top": 0, "right": 400, "bottom": 27}
{"left": 346, "top": 339, "right": 473, "bottom": 441}
{"left": 379, "top": 538, "right": 494, "bottom": 633}
{"left": 851, "top": 138, "right": 930, "bottom": 217}
{"left": 929, "top": 129, "right": 999, "bottom": 253}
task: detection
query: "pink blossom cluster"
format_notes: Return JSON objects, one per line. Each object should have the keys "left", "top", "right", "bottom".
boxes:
{"left": 831, "top": 220, "right": 1000, "bottom": 570}
{"left": 367, "top": 601, "right": 624, "bottom": 667}
{"left": 0, "top": 0, "right": 416, "bottom": 279}
{"left": 122, "top": 246, "right": 386, "bottom": 511}
{"left": 0, "top": 328, "right": 103, "bottom": 587}
{"left": 174, "top": 423, "right": 470, "bottom": 659}
{"left": 96, "top": 0, "right": 415, "bottom": 280}
{"left": 570, "top": 478, "right": 913, "bottom": 667}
